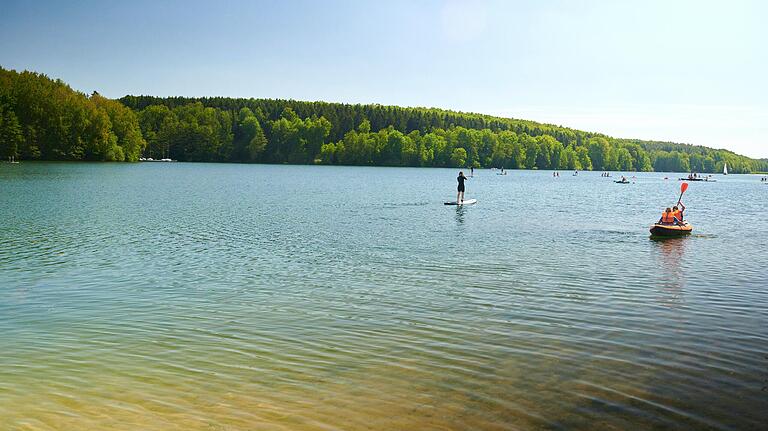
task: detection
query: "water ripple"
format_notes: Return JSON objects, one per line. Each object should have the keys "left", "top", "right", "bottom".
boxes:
{"left": 1, "top": 164, "right": 767, "bottom": 430}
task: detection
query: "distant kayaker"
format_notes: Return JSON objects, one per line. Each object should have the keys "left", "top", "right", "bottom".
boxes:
{"left": 470, "top": 166, "right": 474, "bottom": 177}
{"left": 457, "top": 171, "right": 469, "bottom": 203}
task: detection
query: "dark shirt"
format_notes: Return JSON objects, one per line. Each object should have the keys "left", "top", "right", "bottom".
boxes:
{"left": 457, "top": 175, "right": 466, "bottom": 187}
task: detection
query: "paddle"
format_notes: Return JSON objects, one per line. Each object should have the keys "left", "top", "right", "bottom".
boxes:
{"left": 674, "top": 182, "right": 689, "bottom": 225}
{"left": 677, "top": 182, "right": 688, "bottom": 205}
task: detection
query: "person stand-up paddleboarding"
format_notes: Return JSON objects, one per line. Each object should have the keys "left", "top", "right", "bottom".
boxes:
{"left": 457, "top": 171, "right": 469, "bottom": 204}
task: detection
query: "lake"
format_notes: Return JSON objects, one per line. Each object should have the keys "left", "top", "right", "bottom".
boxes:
{"left": 1, "top": 162, "right": 766, "bottom": 430}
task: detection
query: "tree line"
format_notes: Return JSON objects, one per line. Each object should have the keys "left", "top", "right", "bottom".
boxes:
{"left": 2, "top": 67, "right": 766, "bottom": 173}
{"left": 1, "top": 68, "right": 145, "bottom": 161}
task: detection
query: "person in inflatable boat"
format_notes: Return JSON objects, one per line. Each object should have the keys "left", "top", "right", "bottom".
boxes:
{"left": 672, "top": 202, "right": 685, "bottom": 223}
{"left": 659, "top": 202, "right": 685, "bottom": 225}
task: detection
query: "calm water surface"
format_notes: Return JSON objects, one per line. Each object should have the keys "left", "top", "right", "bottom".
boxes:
{"left": 1, "top": 163, "right": 767, "bottom": 430}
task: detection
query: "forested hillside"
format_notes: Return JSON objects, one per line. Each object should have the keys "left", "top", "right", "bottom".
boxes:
{"left": 0, "top": 68, "right": 145, "bottom": 161}
{"left": 2, "top": 67, "right": 765, "bottom": 173}
{"left": 118, "top": 95, "right": 768, "bottom": 173}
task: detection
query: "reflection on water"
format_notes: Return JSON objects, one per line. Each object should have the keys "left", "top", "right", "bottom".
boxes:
{"left": 1, "top": 163, "right": 767, "bottom": 430}
{"left": 454, "top": 205, "right": 466, "bottom": 224}
{"left": 651, "top": 237, "right": 688, "bottom": 307}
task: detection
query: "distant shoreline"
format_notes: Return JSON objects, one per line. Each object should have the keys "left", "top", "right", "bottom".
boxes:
{"left": 3, "top": 66, "right": 767, "bottom": 174}
{"left": 5, "top": 160, "right": 766, "bottom": 177}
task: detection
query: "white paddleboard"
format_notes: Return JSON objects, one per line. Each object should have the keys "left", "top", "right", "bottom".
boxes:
{"left": 444, "top": 199, "right": 477, "bottom": 206}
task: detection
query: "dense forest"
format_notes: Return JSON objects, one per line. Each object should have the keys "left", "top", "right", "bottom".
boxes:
{"left": 2, "top": 67, "right": 766, "bottom": 173}
{"left": 0, "top": 68, "right": 145, "bottom": 161}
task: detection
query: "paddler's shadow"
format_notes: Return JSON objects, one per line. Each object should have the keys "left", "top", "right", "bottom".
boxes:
{"left": 454, "top": 206, "right": 466, "bottom": 224}
{"left": 651, "top": 236, "right": 689, "bottom": 307}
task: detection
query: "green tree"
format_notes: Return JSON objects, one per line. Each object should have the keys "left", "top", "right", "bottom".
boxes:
{"left": 576, "top": 146, "right": 592, "bottom": 170}
{"left": 559, "top": 145, "right": 579, "bottom": 170}
{"left": 422, "top": 132, "right": 447, "bottom": 166}
{"left": 243, "top": 116, "right": 268, "bottom": 161}
{"left": 139, "top": 105, "right": 176, "bottom": 159}
{"left": 588, "top": 137, "right": 611, "bottom": 171}
{"left": 318, "top": 142, "right": 337, "bottom": 164}
{"left": 301, "top": 116, "right": 332, "bottom": 162}
{"left": 616, "top": 147, "right": 634, "bottom": 171}
{"left": 0, "top": 107, "right": 23, "bottom": 158}
{"left": 92, "top": 93, "right": 146, "bottom": 161}
{"left": 450, "top": 147, "right": 467, "bottom": 167}
{"left": 520, "top": 134, "right": 538, "bottom": 169}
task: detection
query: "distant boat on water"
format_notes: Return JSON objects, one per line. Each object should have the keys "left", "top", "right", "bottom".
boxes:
{"left": 7, "top": 156, "right": 19, "bottom": 164}
{"left": 139, "top": 157, "right": 176, "bottom": 162}
{"left": 723, "top": 162, "right": 728, "bottom": 175}
{"left": 680, "top": 173, "right": 716, "bottom": 182}
{"left": 140, "top": 147, "right": 174, "bottom": 162}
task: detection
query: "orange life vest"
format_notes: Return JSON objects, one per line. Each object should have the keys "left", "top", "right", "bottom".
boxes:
{"left": 673, "top": 210, "right": 682, "bottom": 221}
{"left": 661, "top": 212, "right": 675, "bottom": 223}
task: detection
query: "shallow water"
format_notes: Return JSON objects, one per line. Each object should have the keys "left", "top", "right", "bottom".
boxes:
{"left": 1, "top": 163, "right": 767, "bottom": 430}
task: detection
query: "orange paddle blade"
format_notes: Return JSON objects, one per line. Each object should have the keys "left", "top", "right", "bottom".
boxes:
{"left": 680, "top": 182, "right": 689, "bottom": 193}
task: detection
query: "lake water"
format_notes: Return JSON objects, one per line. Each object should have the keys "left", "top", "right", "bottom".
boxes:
{"left": 1, "top": 163, "right": 767, "bottom": 430}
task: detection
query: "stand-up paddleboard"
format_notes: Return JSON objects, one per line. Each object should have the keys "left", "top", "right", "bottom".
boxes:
{"left": 444, "top": 199, "right": 477, "bottom": 206}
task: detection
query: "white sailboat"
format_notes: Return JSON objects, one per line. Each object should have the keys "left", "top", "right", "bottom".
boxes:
{"left": 723, "top": 162, "right": 728, "bottom": 175}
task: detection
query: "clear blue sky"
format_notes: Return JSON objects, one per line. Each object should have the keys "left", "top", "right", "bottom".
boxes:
{"left": 2, "top": 0, "right": 766, "bottom": 157}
